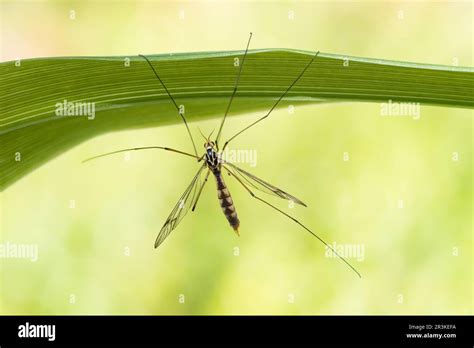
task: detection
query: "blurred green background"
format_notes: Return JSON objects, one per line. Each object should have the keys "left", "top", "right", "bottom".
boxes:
{"left": 0, "top": 0, "right": 472, "bottom": 314}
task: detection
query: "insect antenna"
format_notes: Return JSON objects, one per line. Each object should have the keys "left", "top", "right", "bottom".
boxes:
{"left": 207, "top": 129, "right": 215, "bottom": 142}
{"left": 198, "top": 127, "right": 215, "bottom": 143}
{"left": 139, "top": 54, "right": 199, "bottom": 159}
{"left": 198, "top": 127, "right": 208, "bottom": 141}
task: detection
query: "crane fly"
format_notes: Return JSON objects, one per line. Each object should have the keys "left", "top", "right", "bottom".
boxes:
{"left": 84, "top": 33, "right": 361, "bottom": 278}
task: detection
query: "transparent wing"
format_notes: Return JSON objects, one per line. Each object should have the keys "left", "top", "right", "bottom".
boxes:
{"left": 223, "top": 161, "right": 307, "bottom": 207}
{"left": 155, "top": 163, "right": 207, "bottom": 248}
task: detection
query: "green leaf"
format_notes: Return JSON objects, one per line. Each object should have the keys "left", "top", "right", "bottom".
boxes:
{"left": 1, "top": 49, "right": 473, "bottom": 190}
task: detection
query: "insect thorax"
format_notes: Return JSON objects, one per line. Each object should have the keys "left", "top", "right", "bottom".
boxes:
{"left": 205, "top": 147, "right": 220, "bottom": 170}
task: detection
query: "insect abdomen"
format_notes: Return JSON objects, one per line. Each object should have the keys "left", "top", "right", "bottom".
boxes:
{"left": 214, "top": 172, "right": 240, "bottom": 233}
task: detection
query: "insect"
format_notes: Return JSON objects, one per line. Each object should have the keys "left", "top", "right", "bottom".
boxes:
{"left": 84, "top": 33, "right": 361, "bottom": 278}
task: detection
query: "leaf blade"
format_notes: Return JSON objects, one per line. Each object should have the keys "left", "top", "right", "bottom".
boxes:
{"left": 1, "top": 49, "right": 473, "bottom": 189}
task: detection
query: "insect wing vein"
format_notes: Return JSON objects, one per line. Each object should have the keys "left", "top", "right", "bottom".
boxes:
{"left": 223, "top": 161, "right": 306, "bottom": 206}
{"left": 155, "top": 163, "right": 207, "bottom": 248}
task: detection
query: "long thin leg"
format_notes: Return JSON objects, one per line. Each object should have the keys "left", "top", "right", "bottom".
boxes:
{"left": 215, "top": 32, "right": 253, "bottom": 150}
{"left": 139, "top": 54, "right": 199, "bottom": 160}
{"left": 222, "top": 51, "right": 320, "bottom": 152}
{"left": 82, "top": 146, "right": 201, "bottom": 163}
{"left": 192, "top": 169, "right": 211, "bottom": 211}
{"left": 224, "top": 165, "right": 361, "bottom": 278}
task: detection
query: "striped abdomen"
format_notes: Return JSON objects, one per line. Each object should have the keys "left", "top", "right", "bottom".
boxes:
{"left": 214, "top": 171, "right": 240, "bottom": 234}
